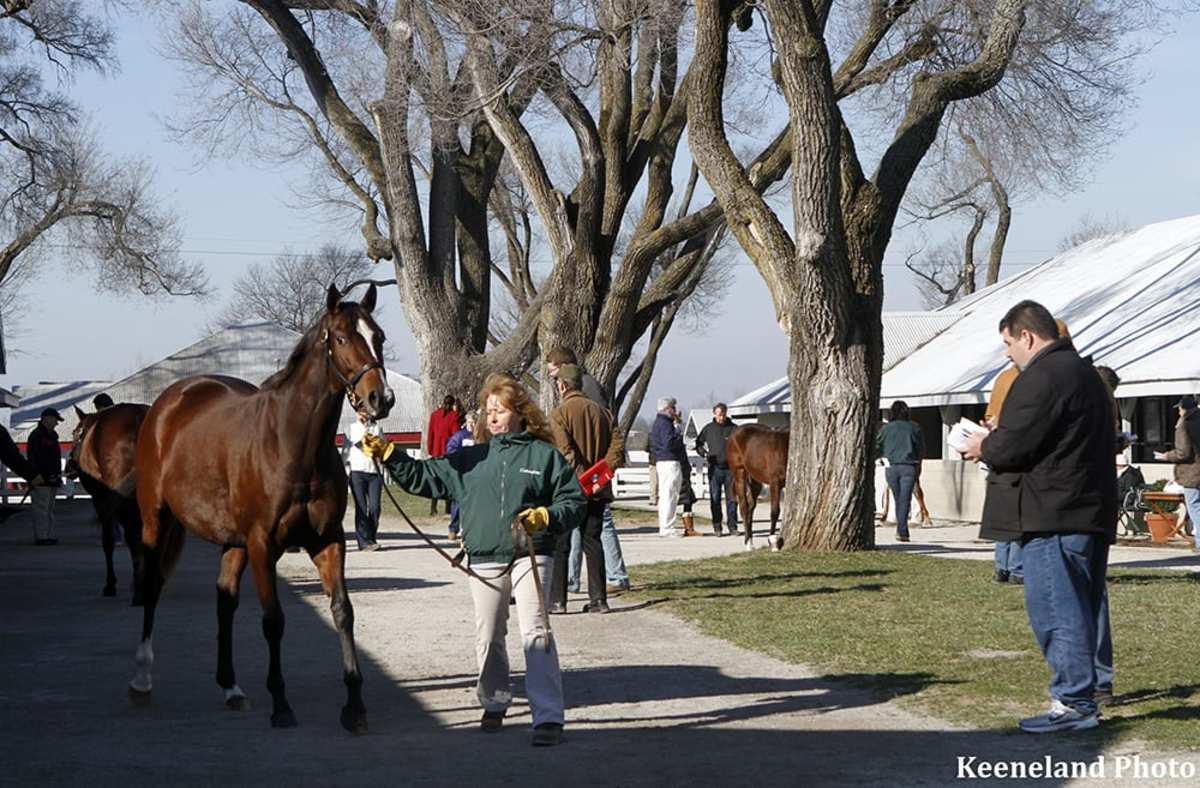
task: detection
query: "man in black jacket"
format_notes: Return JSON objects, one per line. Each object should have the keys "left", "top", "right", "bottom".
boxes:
{"left": 695, "top": 403, "right": 738, "bottom": 536}
{"left": 27, "top": 408, "right": 65, "bottom": 545}
{"left": 963, "top": 300, "right": 1117, "bottom": 734}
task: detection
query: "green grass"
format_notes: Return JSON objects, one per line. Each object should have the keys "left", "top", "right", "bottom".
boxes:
{"left": 628, "top": 549, "right": 1200, "bottom": 750}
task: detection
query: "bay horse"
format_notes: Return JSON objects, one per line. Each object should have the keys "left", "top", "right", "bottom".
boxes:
{"left": 63, "top": 402, "right": 149, "bottom": 603}
{"left": 130, "top": 283, "right": 393, "bottom": 733}
{"left": 726, "top": 424, "right": 788, "bottom": 550}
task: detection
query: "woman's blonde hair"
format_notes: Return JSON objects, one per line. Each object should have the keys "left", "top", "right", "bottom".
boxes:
{"left": 475, "top": 373, "right": 554, "bottom": 444}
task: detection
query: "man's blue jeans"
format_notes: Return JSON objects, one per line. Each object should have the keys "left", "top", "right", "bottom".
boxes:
{"left": 1021, "top": 533, "right": 1114, "bottom": 715}
{"left": 569, "top": 503, "right": 628, "bottom": 590}
{"left": 993, "top": 540, "right": 1023, "bottom": 578}
{"left": 708, "top": 465, "right": 739, "bottom": 533}
{"left": 1183, "top": 487, "right": 1200, "bottom": 548}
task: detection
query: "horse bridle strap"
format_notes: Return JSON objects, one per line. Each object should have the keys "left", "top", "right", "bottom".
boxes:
{"left": 323, "top": 330, "right": 384, "bottom": 401}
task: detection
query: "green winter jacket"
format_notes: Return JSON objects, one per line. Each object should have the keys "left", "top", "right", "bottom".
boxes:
{"left": 382, "top": 431, "right": 585, "bottom": 564}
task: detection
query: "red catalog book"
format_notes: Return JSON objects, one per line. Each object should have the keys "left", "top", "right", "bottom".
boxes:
{"left": 578, "top": 459, "right": 614, "bottom": 497}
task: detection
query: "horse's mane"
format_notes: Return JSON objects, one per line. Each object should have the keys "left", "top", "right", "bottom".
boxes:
{"left": 260, "top": 314, "right": 329, "bottom": 391}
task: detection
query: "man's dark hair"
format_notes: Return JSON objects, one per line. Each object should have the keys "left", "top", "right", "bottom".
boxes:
{"left": 998, "top": 300, "right": 1059, "bottom": 342}
{"left": 545, "top": 347, "right": 578, "bottom": 366}
{"left": 1095, "top": 366, "right": 1120, "bottom": 393}
{"left": 713, "top": 402, "right": 727, "bottom": 412}
{"left": 889, "top": 400, "right": 910, "bottom": 421}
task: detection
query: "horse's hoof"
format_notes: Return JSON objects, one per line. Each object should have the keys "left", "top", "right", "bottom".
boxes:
{"left": 102, "top": 584, "right": 117, "bottom": 597}
{"left": 270, "top": 709, "right": 298, "bottom": 728}
{"left": 225, "top": 686, "right": 249, "bottom": 711}
{"left": 744, "top": 541, "right": 754, "bottom": 552}
{"left": 340, "top": 705, "right": 368, "bottom": 735}
{"left": 128, "top": 685, "right": 152, "bottom": 706}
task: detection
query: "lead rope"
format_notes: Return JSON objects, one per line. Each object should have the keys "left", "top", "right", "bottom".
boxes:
{"left": 371, "top": 456, "right": 515, "bottom": 589}
{"left": 368, "top": 454, "right": 552, "bottom": 650}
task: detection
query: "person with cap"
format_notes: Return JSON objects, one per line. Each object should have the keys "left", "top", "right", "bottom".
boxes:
{"left": 92, "top": 393, "right": 115, "bottom": 411}
{"left": 346, "top": 409, "right": 384, "bottom": 551}
{"left": 963, "top": 300, "right": 1118, "bottom": 734}
{"left": 545, "top": 347, "right": 632, "bottom": 595}
{"left": 1153, "top": 395, "right": 1200, "bottom": 551}
{"left": 548, "top": 364, "right": 625, "bottom": 613}
{"left": 28, "top": 408, "right": 65, "bottom": 545}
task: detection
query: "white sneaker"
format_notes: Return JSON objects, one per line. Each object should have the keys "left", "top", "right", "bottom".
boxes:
{"left": 658, "top": 529, "right": 682, "bottom": 538}
{"left": 1018, "top": 699, "right": 1099, "bottom": 734}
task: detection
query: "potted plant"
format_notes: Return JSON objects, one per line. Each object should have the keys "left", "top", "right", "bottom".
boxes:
{"left": 1143, "top": 479, "right": 1182, "bottom": 542}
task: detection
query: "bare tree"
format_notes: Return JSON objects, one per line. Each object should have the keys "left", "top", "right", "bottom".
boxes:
{"left": 211, "top": 243, "right": 376, "bottom": 332}
{"left": 0, "top": 2, "right": 209, "bottom": 301}
{"left": 158, "top": 0, "right": 784, "bottom": 427}
{"left": 898, "top": 0, "right": 1156, "bottom": 302}
{"left": 1056, "top": 212, "right": 1130, "bottom": 253}
{"left": 688, "top": 0, "right": 1177, "bottom": 550}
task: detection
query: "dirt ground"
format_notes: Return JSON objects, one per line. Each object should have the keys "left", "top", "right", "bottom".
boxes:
{"left": 1, "top": 500, "right": 1195, "bottom": 787}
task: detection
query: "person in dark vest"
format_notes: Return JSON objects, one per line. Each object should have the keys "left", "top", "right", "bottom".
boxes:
{"left": 963, "top": 300, "right": 1118, "bottom": 734}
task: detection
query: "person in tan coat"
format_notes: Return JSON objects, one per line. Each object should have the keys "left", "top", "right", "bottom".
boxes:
{"left": 548, "top": 364, "right": 625, "bottom": 613}
{"left": 1154, "top": 395, "right": 1200, "bottom": 550}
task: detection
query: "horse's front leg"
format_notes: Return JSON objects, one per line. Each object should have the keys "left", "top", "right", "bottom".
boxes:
{"left": 310, "top": 539, "right": 367, "bottom": 734}
{"left": 247, "top": 540, "right": 295, "bottom": 728}
{"left": 216, "top": 545, "right": 249, "bottom": 710}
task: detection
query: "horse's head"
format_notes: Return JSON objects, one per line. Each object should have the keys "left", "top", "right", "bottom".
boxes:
{"left": 63, "top": 405, "right": 99, "bottom": 480}
{"left": 323, "top": 282, "right": 394, "bottom": 420}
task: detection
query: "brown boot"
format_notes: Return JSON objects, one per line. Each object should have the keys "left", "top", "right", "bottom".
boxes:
{"left": 682, "top": 513, "right": 697, "bottom": 537}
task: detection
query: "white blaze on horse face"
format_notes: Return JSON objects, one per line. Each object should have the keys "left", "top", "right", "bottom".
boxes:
{"left": 357, "top": 318, "right": 380, "bottom": 363}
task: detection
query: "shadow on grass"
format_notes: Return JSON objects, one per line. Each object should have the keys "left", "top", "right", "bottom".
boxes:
{"left": 638, "top": 569, "right": 894, "bottom": 592}
{"left": 1107, "top": 571, "right": 1200, "bottom": 586}
{"left": 1106, "top": 683, "right": 1200, "bottom": 708}
{"left": 621, "top": 583, "right": 887, "bottom": 608}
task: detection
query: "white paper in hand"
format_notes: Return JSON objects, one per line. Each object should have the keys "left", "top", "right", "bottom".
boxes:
{"left": 947, "top": 418, "right": 989, "bottom": 455}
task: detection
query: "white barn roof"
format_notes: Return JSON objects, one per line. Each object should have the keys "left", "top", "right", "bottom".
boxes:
{"left": 727, "top": 311, "right": 963, "bottom": 416}
{"left": 11, "top": 322, "right": 423, "bottom": 441}
{"left": 729, "top": 213, "right": 1200, "bottom": 414}
{"left": 882, "top": 214, "right": 1200, "bottom": 406}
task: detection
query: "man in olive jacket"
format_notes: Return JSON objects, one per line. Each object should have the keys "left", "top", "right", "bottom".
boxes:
{"left": 964, "top": 300, "right": 1117, "bottom": 734}
{"left": 1154, "top": 396, "right": 1200, "bottom": 550}
{"left": 549, "top": 364, "right": 624, "bottom": 613}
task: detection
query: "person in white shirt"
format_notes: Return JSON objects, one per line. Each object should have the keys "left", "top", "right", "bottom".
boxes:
{"left": 347, "top": 411, "right": 384, "bottom": 551}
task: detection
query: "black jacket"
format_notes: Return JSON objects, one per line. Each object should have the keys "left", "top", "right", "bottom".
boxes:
{"left": 695, "top": 420, "right": 737, "bottom": 468}
{"left": 979, "top": 340, "right": 1118, "bottom": 542}
{"left": 27, "top": 423, "right": 62, "bottom": 481}
{"left": 0, "top": 426, "right": 37, "bottom": 481}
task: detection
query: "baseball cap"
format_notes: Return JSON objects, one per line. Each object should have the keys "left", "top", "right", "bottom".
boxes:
{"left": 40, "top": 408, "right": 63, "bottom": 422}
{"left": 557, "top": 364, "right": 583, "bottom": 386}
{"left": 1174, "top": 395, "right": 1197, "bottom": 410}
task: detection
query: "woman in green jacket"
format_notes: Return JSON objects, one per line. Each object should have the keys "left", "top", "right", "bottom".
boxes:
{"left": 364, "top": 373, "right": 584, "bottom": 747}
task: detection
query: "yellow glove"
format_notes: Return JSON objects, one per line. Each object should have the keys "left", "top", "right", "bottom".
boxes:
{"left": 517, "top": 506, "right": 551, "bottom": 534}
{"left": 361, "top": 433, "right": 395, "bottom": 462}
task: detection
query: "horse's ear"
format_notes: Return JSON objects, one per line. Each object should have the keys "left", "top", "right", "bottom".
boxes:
{"left": 74, "top": 405, "right": 85, "bottom": 420}
{"left": 326, "top": 283, "right": 342, "bottom": 313}
{"left": 361, "top": 283, "right": 377, "bottom": 314}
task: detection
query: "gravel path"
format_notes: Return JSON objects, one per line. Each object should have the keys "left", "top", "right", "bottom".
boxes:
{"left": 1, "top": 500, "right": 1195, "bottom": 787}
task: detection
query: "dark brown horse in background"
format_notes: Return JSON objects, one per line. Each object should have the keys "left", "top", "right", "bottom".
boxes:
{"left": 63, "top": 403, "right": 148, "bottom": 602}
{"left": 130, "top": 284, "right": 393, "bottom": 733}
{"left": 727, "top": 424, "right": 788, "bottom": 550}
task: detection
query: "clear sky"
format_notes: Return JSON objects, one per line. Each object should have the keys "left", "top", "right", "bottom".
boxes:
{"left": 3, "top": 7, "right": 1198, "bottom": 421}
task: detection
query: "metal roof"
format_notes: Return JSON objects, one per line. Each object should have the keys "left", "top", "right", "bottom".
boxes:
{"left": 726, "top": 311, "right": 964, "bottom": 415}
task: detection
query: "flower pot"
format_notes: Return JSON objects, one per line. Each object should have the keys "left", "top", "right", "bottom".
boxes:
{"left": 1146, "top": 513, "right": 1180, "bottom": 543}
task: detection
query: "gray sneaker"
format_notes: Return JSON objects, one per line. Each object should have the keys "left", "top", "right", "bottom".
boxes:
{"left": 1019, "top": 699, "right": 1099, "bottom": 734}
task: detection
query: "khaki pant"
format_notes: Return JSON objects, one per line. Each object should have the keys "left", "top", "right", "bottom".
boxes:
{"left": 655, "top": 460, "right": 683, "bottom": 534}
{"left": 468, "top": 555, "right": 564, "bottom": 727}
{"left": 30, "top": 486, "right": 56, "bottom": 541}
{"left": 647, "top": 462, "right": 658, "bottom": 505}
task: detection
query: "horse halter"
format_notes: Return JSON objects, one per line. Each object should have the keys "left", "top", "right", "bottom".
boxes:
{"left": 322, "top": 327, "right": 384, "bottom": 410}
